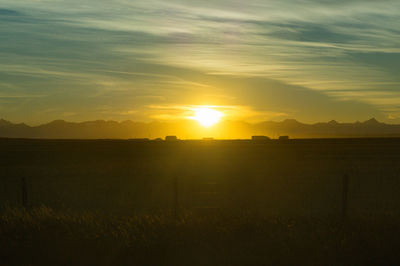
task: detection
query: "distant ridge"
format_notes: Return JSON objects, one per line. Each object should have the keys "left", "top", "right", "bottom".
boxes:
{"left": 362, "top": 118, "right": 381, "bottom": 125}
{"left": 0, "top": 118, "right": 400, "bottom": 139}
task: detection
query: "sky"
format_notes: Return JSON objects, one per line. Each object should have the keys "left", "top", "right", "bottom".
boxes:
{"left": 0, "top": 0, "right": 400, "bottom": 125}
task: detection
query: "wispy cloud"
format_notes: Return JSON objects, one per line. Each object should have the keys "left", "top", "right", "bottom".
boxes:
{"left": 0, "top": 0, "right": 399, "bottom": 123}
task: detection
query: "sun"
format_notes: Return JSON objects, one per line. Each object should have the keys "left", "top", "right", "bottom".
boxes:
{"left": 191, "top": 107, "right": 223, "bottom": 127}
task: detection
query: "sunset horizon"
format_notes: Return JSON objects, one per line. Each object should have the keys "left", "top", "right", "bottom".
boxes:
{"left": 1, "top": 115, "right": 399, "bottom": 140}
{"left": 1, "top": 0, "right": 400, "bottom": 126}
{"left": 1, "top": 1, "right": 400, "bottom": 265}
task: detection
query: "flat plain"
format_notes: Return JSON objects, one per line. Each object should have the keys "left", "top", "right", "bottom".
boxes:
{"left": 1, "top": 138, "right": 400, "bottom": 265}
{"left": 1, "top": 138, "right": 400, "bottom": 215}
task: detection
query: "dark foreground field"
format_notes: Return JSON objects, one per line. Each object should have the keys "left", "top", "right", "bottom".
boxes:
{"left": 1, "top": 138, "right": 400, "bottom": 265}
{"left": 1, "top": 138, "right": 400, "bottom": 215}
{"left": 1, "top": 206, "right": 400, "bottom": 266}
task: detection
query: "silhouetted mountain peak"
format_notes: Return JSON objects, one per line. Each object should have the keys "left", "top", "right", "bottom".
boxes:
{"left": 363, "top": 118, "right": 381, "bottom": 125}
{"left": 41, "top": 120, "right": 72, "bottom": 129}
{"left": 1, "top": 117, "right": 400, "bottom": 139}
{"left": 121, "top": 120, "right": 144, "bottom": 126}
{"left": 0, "top": 119, "right": 13, "bottom": 127}
{"left": 47, "top": 120, "right": 67, "bottom": 125}
{"left": 282, "top": 119, "right": 301, "bottom": 125}
{"left": 121, "top": 120, "right": 134, "bottom": 125}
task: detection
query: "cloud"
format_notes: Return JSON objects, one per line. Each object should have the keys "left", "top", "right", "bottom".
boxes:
{"left": 0, "top": 0, "right": 399, "bottom": 123}
{"left": 0, "top": 8, "right": 20, "bottom": 16}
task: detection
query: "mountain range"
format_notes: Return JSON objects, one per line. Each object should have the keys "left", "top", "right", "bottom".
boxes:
{"left": 1, "top": 118, "right": 400, "bottom": 139}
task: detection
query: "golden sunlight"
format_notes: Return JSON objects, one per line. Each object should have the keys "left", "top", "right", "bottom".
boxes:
{"left": 190, "top": 107, "right": 224, "bottom": 127}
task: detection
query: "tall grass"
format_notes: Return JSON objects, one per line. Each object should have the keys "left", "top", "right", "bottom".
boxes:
{"left": 1, "top": 205, "right": 399, "bottom": 265}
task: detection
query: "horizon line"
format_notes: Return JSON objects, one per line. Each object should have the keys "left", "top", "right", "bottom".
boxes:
{"left": 0, "top": 117, "right": 390, "bottom": 127}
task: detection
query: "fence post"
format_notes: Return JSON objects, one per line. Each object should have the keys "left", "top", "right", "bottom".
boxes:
{"left": 342, "top": 174, "right": 349, "bottom": 219}
{"left": 173, "top": 176, "right": 180, "bottom": 219}
{"left": 21, "top": 177, "right": 28, "bottom": 209}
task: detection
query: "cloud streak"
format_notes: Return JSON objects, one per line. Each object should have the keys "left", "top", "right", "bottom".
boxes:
{"left": 0, "top": 0, "right": 399, "bottom": 123}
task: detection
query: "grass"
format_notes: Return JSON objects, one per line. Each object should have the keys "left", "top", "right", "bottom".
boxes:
{"left": 1, "top": 206, "right": 400, "bottom": 265}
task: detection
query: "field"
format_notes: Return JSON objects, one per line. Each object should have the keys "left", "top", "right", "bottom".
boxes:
{"left": 1, "top": 138, "right": 400, "bottom": 215}
{"left": 1, "top": 138, "right": 400, "bottom": 264}
{"left": 1, "top": 206, "right": 400, "bottom": 265}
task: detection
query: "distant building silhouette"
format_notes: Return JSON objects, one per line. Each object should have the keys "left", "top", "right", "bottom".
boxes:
{"left": 251, "top": 136, "right": 271, "bottom": 141}
{"left": 165, "top": 136, "right": 178, "bottom": 141}
{"left": 279, "top": 136, "right": 289, "bottom": 140}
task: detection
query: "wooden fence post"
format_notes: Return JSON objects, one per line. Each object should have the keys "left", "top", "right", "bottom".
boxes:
{"left": 21, "top": 177, "right": 28, "bottom": 209}
{"left": 173, "top": 176, "right": 180, "bottom": 219}
{"left": 342, "top": 174, "right": 349, "bottom": 219}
